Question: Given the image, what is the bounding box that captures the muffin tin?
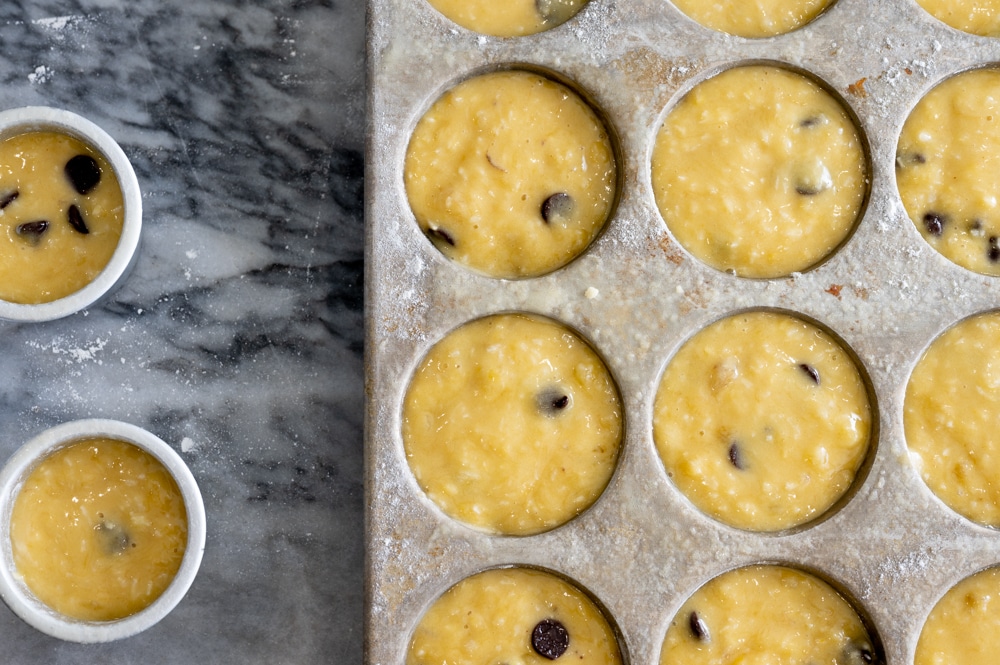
[364,0,1000,662]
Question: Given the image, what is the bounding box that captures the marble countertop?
[0,1,364,662]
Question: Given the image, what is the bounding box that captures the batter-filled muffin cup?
[405,68,618,279]
[652,310,874,532]
[896,66,1000,276]
[904,310,1000,527]
[402,312,623,536]
[912,0,1000,36]
[670,0,837,38]
[651,64,868,279]
[659,564,880,665]
[915,565,1000,665]
[423,0,591,37]
[407,567,624,664]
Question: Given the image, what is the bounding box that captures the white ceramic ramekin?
[0,107,142,322]
[0,419,206,642]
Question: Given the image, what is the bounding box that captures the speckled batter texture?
[905,311,1000,526]
[407,567,622,665]
[671,0,835,37]
[651,65,867,279]
[916,566,1000,665]
[653,311,871,531]
[405,70,616,279]
[897,67,1000,276]
[425,0,590,36]
[402,313,622,535]
[659,565,877,665]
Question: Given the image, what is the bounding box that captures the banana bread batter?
[0,130,124,304]
[915,566,1000,665]
[897,67,1000,276]
[914,0,1000,36]
[651,65,867,279]
[653,311,872,531]
[659,565,877,665]
[408,567,622,665]
[9,438,188,622]
[904,311,1000,526]
[403,313,622,535]
[671,0,835,38]
[425,0,589,37]
[405,70,616,279]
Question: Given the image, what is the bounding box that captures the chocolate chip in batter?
[15,220,49,244]
[842,641,878,665]
[425,225,456,249]
[728,442,745,470]
[895,151,926,169]
[799,363,821,385]
[688,611,710,642]
[532,619,569,660]
[989,236,1000,263]
[0,190,17,209]
[794,161,832,196]
[541,192,574,224]
[537,388,571,415]
[95,519,132,554]
[923,212,946,237]
[799,114,827,128]
[65,154,101,195]
[67,204,90,235]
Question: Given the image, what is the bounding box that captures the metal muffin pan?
[364,0,1000,662]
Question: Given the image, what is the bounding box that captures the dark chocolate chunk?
[795,184,822,196]
[0,190,17,209]
[15,220,49,243]
[923,212,946,237]
[989,236,1000,263]
[94,519,131,554]
[425,225,455,248]
[537,388,571,415]
[728,442,745,470]
[799,363,821,385]
[843,641,878,665]
[67,204,90,235]
[65,154,102,195]
[688,611,710,642]
[799,115,824,128]
[531,619,569,660]
[895,151,926,169]
[541,192,574,224]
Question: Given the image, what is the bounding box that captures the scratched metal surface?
[365,1,1000,663]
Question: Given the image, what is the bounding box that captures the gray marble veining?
[0,1,364,662]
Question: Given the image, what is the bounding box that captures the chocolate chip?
[67,204,90,235]
[537,388,571,416]
[425,225,455,248]
[531,619,569,660]
[0,191,17,209]
[728,442,745,470]
[923,212,946,237]
[795,184,823,196]
[989,236,1000,263]
[65,154,102,195]
[541,192,574,224]
[843,641,878,665]
[95,520,132,554]
[895,151,927,169]
[15,220,49,243]
[688,611,710,642]
[799,115,826,128]
[799,363,821,385]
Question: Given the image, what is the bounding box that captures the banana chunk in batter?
[660,565,878,665]
[671,0,835,38]
[897,67,1000,276]
[652,311,872,531]
[916,566,1000,665]
[402,313,622,535]
[405,70,616,279]
[425,0,590,37]
[914,0,1000,36]
[905,311,1000,526]
[408,567,622,665]
[651,65,867,279]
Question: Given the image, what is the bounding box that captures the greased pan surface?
[365,1,1000,663]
